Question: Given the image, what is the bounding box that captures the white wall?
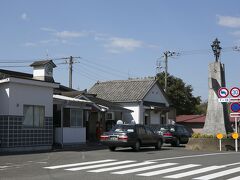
[121,103,140,124]
[55,127,86,144]
[8,83,53,116]
[144,84,169,106]
[150,111,161,124]
[0,83,10,115]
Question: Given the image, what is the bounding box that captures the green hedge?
[191,133,229,139]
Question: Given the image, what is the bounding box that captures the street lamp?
[211,38,222,62]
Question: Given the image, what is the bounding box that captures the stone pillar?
[202,62,233,134]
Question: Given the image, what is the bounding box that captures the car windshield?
[111,125,135,133]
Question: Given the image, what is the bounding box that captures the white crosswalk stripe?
[112,163,178,174]
[44,159,116,169]
[137,164,201,177]
[65,160,136,171]
[194,167,240,180]
[227,176,240,180]
[88,161,155,173]
[44,159,240,179]
[163,165,225,179]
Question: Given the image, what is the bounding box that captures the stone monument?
[202,38,233,134]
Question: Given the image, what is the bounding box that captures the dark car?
[150,124,191,146]
[100,124,164,151]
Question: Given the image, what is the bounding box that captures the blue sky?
[1,0,240,101]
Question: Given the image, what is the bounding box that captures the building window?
[23,105,45,128]
[106,112,115,120]
[70,109,83,127]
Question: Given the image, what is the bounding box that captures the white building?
[0,60,59,152]
[88,79,175,125]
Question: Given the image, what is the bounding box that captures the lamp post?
[211,38,222,62]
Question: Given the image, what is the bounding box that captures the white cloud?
[40,27,57,32]
[55,31,87,39]
[21,13,28,20]
[23,42,36,47]
[217,15,240,28]
[104,37,143,52]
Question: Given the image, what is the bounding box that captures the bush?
[191,133,228,139]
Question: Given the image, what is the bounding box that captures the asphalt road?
[1,145,240,180]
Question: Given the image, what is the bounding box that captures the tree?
[157,72,201,115]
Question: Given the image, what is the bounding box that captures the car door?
[137,125,148,145]
[178,126,188,143]
[145,126,156,145]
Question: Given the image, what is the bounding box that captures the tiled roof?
[30,60,56,67]
[176,115,206,123]
[176,115,236,123]
[0,69,33,80]
[88,79,156,102]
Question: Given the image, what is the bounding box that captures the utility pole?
[162,51,179,93]
[69,56,73,89]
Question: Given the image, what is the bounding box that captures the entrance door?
[88,112,98,141]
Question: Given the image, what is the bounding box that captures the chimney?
[30,60,56,82]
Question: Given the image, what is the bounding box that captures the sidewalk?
[52,141,108,152]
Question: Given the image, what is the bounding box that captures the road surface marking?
[88,161,155,172]
[66,160,135,171]
[194,167,240,180]
[112,163,178,174]
[164,165,225,178]
[227,176,240,180]
[137,164,201,177]
[146,152,237,162]
[44,159,116,169]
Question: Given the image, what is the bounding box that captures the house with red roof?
[176,115,238,134]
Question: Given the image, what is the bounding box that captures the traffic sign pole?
[235,117,238,152]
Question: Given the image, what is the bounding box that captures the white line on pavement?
[88,161,155,173]
[146,152,238,162]
[164,165,225,179]
[112,163,178,174]
[44,159,116,169]
[66,160,136,171]
[137,164,201,177]
[194,167,240,180]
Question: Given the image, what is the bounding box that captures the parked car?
[100,124,164,151]
[150,124,191,147]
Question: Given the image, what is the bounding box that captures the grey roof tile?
[88,79,156,102]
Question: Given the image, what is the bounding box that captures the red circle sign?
[230,87,240,97]
[218,87,229,98]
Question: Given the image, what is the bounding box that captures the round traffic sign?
[216,133,223,139]
[230,87,240,97]
[232,132,239,139]
[230,103,240,112]
[218,87,229,98]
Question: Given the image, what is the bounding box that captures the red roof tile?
[176,115,237,123]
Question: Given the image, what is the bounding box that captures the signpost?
[218,87,240,152]
[216,133,223,151]
[232,132,239,152]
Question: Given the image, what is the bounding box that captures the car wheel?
[132,141,140,151]
[155,139,163,150]
[109,146,116,151]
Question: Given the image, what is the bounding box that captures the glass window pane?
[71,109,77,127]
[39,107,45,127]
[23,106,33,127]
[34,106,40,127]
